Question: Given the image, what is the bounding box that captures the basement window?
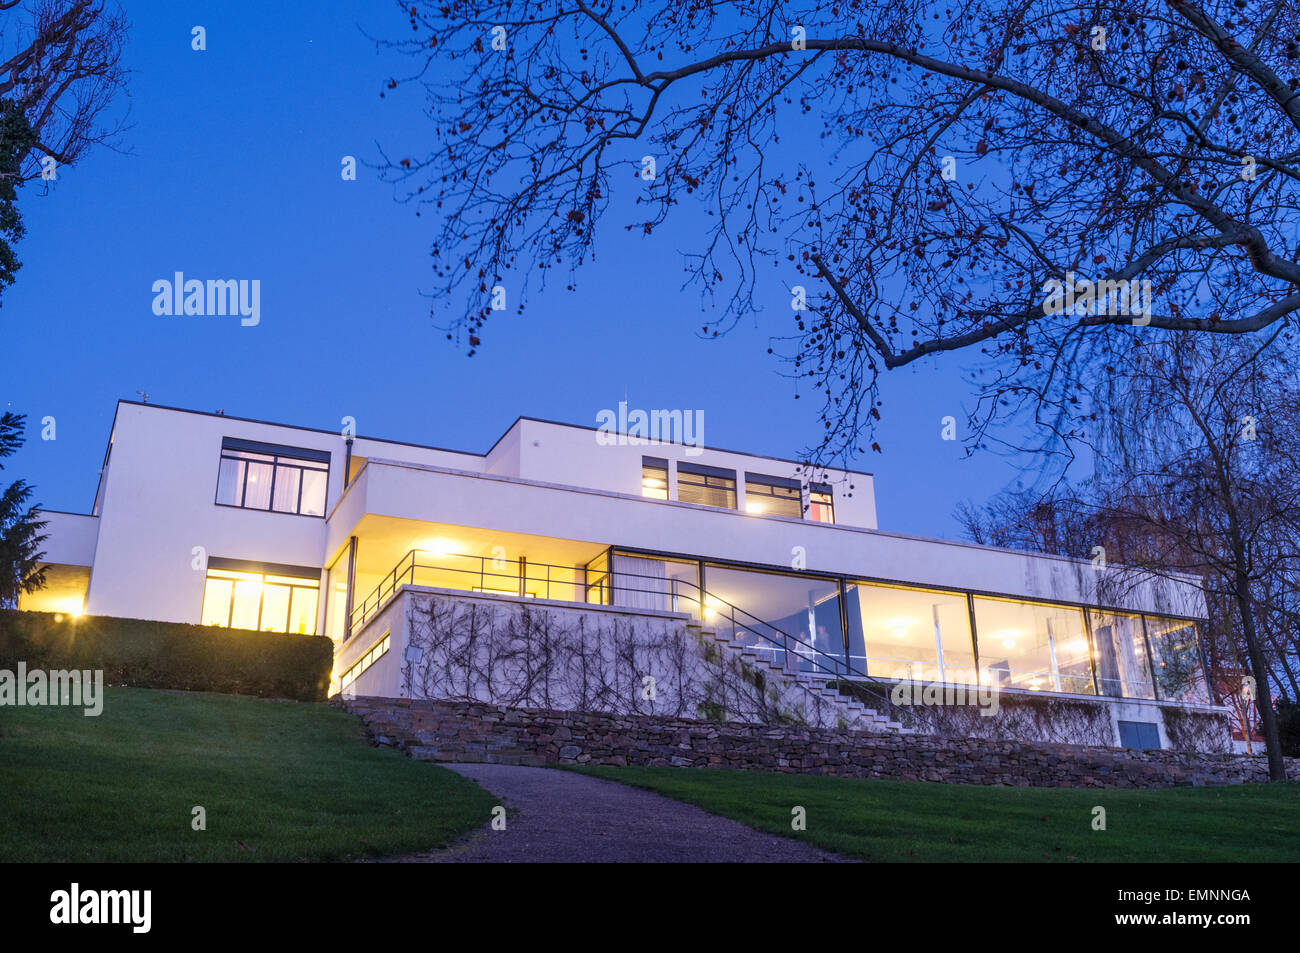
[1117,720,1162,750]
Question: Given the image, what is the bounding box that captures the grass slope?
[0,687,494,862]
[573,766,1300,862]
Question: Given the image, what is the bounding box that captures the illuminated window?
[339,633,390,693]
[1091,611,1154,699]
[972,596,1094,694]
[847,582,976,684]
[215,438,329,517]
[703,565,841,674]
[808,483,834,523]
[641,456,669,500]
[677,463,736,509]
[744,474,802,518]
[200,565,320,633]
[1145,617,1211,704]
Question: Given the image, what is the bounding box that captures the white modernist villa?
[25,400,1225,750]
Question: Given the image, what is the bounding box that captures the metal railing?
[347,549,936,726]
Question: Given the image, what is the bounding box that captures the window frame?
[743,472,803,518]
[200,558,322,634]
[641,456,669,500]
[676,462,738,510]
[1117,720,1162,749]
[214,438,330,518]
[807,482,835,524]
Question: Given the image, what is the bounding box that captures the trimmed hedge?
[0,610,333,702]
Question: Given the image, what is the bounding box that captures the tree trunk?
[1235,577,1287,780]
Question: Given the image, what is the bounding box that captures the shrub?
[0,609,333,701]
[1276,700,1300,758]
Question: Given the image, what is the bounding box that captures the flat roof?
[106,399,876,477]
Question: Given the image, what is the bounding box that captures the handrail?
[347,549,938,727]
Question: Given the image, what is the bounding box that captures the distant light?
[745,502,765,514]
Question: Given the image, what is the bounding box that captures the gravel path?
[391,763,850,863]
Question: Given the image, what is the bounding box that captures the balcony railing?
[353,550,868,675]
[348,549,946,727]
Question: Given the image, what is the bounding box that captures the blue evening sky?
[3,1,1037,539]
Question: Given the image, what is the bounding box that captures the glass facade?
[1091,611,1154,699]
[972,596,1094,694]
[602,549,1209,703]
[699,564,842,674]
[847,582,976,685]
[1146,617,1212,704]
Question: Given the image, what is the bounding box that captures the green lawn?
[573,765,1300,862]
[0,687,495,862]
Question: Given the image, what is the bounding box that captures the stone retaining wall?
[341,696,1296,788]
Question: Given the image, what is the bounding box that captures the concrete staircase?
[700,625,908,734]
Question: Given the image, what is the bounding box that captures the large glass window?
[609,554,701,615]
[201,567,320,634]
[808,483,834,524]
[847,582,976,684]
[704,565,842,674]
[676,463,737,509]
[744,473,803,518]
[215,439,329,517]
[1091,610,1154,699]
[972,596,1094,694]
[641,456,668,500]
[1145,617,1211,704]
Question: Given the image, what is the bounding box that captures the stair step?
[708,632,905,736]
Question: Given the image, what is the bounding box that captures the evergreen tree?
[0,412,46,608]
[0,103,34,300]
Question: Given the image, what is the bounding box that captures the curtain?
[611,556,669,611]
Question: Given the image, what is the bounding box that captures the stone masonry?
[340,696,1297,789]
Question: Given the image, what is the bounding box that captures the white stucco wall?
[334,459,1204,618]
[46,400,1202,631]
[36,511,99,566]
[500,417,878,530]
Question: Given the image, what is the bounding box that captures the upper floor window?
[744,473,802,518]
[215,438,329,517]
[808,483,834,524]
[677,462,736,509]
[641,456,669,500]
